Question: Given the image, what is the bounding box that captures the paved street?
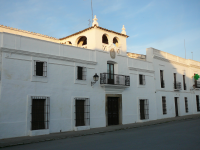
[2,118,200,150]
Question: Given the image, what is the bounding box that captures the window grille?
[139,74,146,85]
[196,95,200,112]
[75,98,90,126]
[77,66,86,80]
[162,96,167,114]
[185,97,188,113]
[139,99,149,120]
[31,96,50,130]
[34,61,47,77]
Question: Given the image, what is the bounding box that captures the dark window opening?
[139,74,145,85]
[113,37,119,47]
[107,63,114,84]
[77,66,86,80]
[183,75,186,90]
[31,98,50,130]
[77,36,87,47]
[36,62,44,76]
[185,97,188,113]
[102,34,108,44]
[75,99,90,127]
[196,95,200,112]
[160,70,165,88]
[140,99,149,120]
[174,73,177,89]
[162,96,167,114]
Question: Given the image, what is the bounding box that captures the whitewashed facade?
[0,16,200,139]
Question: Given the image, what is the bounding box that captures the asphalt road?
[3,118,200,150]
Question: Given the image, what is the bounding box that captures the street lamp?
[91,73,99,86]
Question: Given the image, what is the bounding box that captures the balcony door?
[107,63,114,84]
[174,97,179,117]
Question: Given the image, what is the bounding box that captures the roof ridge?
[0,24,58,40]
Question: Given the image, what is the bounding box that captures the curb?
[1,116,200,148]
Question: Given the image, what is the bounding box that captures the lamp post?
[91,73,99,86]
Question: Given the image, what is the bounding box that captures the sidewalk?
[1,114,200,148]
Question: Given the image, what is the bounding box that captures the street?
[3,118,200,150]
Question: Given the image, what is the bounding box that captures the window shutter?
[34,61,36,76]
[43,62,47,77]
[82,67,87,80]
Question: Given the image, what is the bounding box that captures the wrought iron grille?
[100,73,130,86]
[162,96,167,114]
[31,97,50,130]
[195,81,200,88]
[185,97,188,113]
[196,95,200,112]
[77,66,86,80]
[174,82,182,90]
[140,99,149,120]
[75,98,90,126]
[34,61,47,77]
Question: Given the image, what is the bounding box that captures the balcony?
[174,82,182,91]
[100,73,130,89]
[194,81,200,89]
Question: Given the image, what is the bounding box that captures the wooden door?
[107,63,114,84]
[76,100,85,126]
[108,97,119,125]
[140,100,145,120]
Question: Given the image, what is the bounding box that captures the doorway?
[174,97,179,117]
[107,97,119,125]
[107,63,114,84]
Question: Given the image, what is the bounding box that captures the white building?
[0,16,200,139]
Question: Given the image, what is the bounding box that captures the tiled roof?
[59,25,129,40]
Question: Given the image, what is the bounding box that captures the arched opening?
[102,34,109,44]
[77,36,87,47]
[113,37,119,47]
[67,41,72,45]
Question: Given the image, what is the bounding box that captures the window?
[196,95,200,112]
[75,98,90,127]
[34,61,47,77]
[139,74,146,85]
[174,73,177,89]
[183,75,186,90]
[31,96,50,130]
[102,34,108,44]
[162,96,167,114]
[77,66,86,80]
[160,70,165,88]
[140,99,149,120]
[185,97,188,113]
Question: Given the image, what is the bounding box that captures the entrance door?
[107,63,114,84]
[140,100,145,120]
[108,97,119,125]
[174,97,179,117]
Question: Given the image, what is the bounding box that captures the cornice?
[0,48,97,65]
[128,67,154,73]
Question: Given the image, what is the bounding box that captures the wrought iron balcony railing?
[174,82,182,90]
[100,73,130,86]
[194,81,200,88]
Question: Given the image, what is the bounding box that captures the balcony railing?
[161,80,165,88]
[100,73,130,86]
[174,82,182,90]
[194,81,200,88]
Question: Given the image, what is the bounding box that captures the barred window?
[160,70,165,88]
[162,96,167,114]
[139,74,146,85]
[196,95,200,112]
[31,96,50,130]
[34,61,47,77]
[77,66,86,80]
[140,99,149,120]
[185,97,188,113]
[75,98,90,126]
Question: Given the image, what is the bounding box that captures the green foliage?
[194,74,200,80]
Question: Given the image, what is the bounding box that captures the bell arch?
[102,34,109,44]
[76,36,87,47]
[113,37,120,47]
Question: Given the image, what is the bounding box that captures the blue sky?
[0,0,200,61]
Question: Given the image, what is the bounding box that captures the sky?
[0,0,200,61]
